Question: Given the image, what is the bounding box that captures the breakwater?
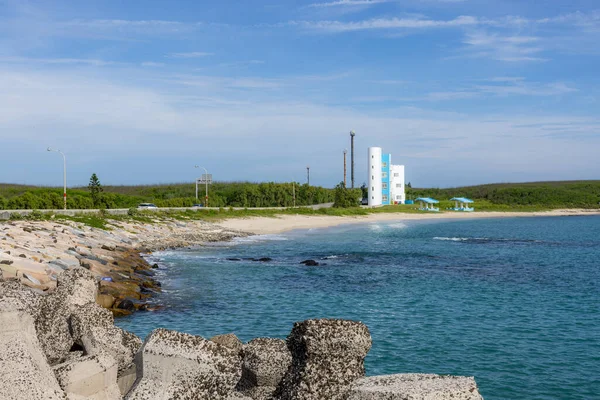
[0,268,483,399]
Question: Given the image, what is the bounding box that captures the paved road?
[0,203,335,220]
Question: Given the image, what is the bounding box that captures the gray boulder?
[276,319,372,400]
[0,311,66,400]
[238,338,291,400]
[346,374,484,400]
[127,328,242,400]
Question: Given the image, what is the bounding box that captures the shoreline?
[216,208,600,235]
[2,208,599,314]
[0,218,250,315]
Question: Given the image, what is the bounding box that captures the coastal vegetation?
[0,181,334,210]
[0,180,599,212]
[407,180,600,208]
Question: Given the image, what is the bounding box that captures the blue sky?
[1,0,599,188]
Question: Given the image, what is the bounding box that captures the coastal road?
[0,203,335,220]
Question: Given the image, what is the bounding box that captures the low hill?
[408,180,600,208]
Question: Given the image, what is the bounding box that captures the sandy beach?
[217,209,600,235]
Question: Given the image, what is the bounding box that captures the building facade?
[368,147,405,206]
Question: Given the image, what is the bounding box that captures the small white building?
[368,147,405,206]
[390,165,406,204]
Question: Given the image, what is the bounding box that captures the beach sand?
[217,209,600,235]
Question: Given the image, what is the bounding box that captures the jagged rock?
[53,354,121,400]
[276,319,372,400]
[70,303,142,378]
[300,260,319,266]
[0,311,65,400]
[35,268,98,365]
[127,328,242,400]
[346,374,484,400]
[238,338,292,400]
[0,259,14,265]
[102,244,116,251]
[211,333,244,354]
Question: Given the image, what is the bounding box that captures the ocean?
[116,215,600,400]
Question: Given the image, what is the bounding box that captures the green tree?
[333,182,361,208]
[360,183,368,199]
[88,173,104,207]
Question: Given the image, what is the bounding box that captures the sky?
[1,0,599,188]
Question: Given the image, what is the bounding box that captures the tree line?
[0,175,337,210]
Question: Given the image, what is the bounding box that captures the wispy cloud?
[0,56,116,66]
[167,52,214,58]
[422,79,577,101]
[301,15,482,32]
[218,60,265,68]
[461,31,547,62]
[308,0,393,8]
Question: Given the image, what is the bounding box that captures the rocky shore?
[0,268,484,399]
[0,218,250,315]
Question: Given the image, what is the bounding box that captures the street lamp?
[350,130,356,188]
[306,165,310,186]
[194,165,209,206]
[47,147,67,210]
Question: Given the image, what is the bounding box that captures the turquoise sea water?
[116,216,600,399]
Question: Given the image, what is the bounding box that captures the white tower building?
[368,147,382,206]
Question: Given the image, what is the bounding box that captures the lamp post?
[306,165,310,186]
[194,165,209,206]
[47,147,67,210]
[350,130,356,188]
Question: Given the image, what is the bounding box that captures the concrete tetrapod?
[346,373,484,400]
[127,328,242,400]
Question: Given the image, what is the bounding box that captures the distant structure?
[343,149,347,187]
[367,147,405,206]
[350,130,356,188]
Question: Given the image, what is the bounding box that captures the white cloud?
[302,15,482,32]
[461,31,547,62]
[308,0,393,8]
[167,52,214,58]
[0,56,116,66]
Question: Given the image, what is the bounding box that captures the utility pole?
[194,165,210,206]
[343,149,347,187]
[306,165,310,186]
[292,181,296,207]
[350,130,356,188]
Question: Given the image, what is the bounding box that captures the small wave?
[434,237,470,241]
[434,237,547,245]
[231,234,289,244]
[322,255,339,259]
[387,222,408,230]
